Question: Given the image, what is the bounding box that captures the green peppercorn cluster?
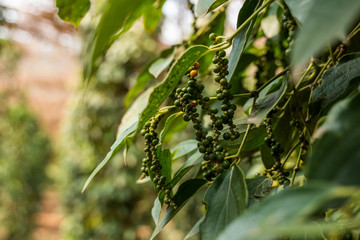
[212,48,240,141]
[140,114,176,207]
[264,115,290,186]
[174,61,234,181]
[281,6,296,56]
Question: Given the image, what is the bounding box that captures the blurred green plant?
[57,25,160,240]
[0,93,51,240]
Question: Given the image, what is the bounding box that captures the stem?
[295,62,314,89]
[282,141,301,166]
[290,148,303,185]
[328,44,335,65]
[236,124,252,157]
[209,92,250,100]
[227,0,275,42]
[347,22,360,40]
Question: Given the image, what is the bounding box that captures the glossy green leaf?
[151,197,162,227]
[150,179,207,240]
[143,5,163,34]
[292,0,360,66]
[159,112,183,143]
[82,88,153,192]
[200,166,248,240]
[219,118,267,149]
[158,148,172,184]
[196,0,228,17]
[171,139,198,160]
[56,0,90,28]
[227,0,262,84]
[167,151,203,189]
[248,75,288,126]
[84,0,152,79]
[312,53,360,113]
[135,45,209,137]
[284,0,312,24]
[246,176,273,205]
[184,216,205,240]
[218,184,355,240]
[308,91,360,186]
[149,50,175,78]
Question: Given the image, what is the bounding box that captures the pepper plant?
[57,0,360,239]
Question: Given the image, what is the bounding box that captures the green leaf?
[246,176,273,205]
[149,50,175,78]
[84,0,152,79]
[260,144,275,169]
[56,0,90,28]
[135,45,209,137]
[219,118,267,149]
[200,165,248,240]
[196,0,228,17]
[284,0,313,24]
[184,216,205,240]
[82,88,153,192]
[248,75,288,126]
[150,179,207,240]
[158,147,172,184]
[159,112,183,143]
[312,53,360,113]
[125,47,176,107]
[151,197,162,227]
[143,5,163,34]
[227,0,263,84]
[292,0,360,66]
[218,184,355,240]
[168,151,203,189]
[308,91,360,186]
[171,139,199,160]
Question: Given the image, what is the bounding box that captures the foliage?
[57,25,158,240]
[57,0,360,239]
[0,93,51,240]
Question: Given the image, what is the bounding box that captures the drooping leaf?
[200,166,248,240]
[184,216,205,240]
[150,179,208,240]
[56,0,90,28]
[168,151,203,189]
[312,53,360,113]
[84,0,152,79]
[248,74,288,126]
[227,0,263,84]
[151,197,162,227]
[218,184,355,240]
[159,112,183,143]
[196,0,228,17]
[149,50,175,78]
[246,176,273,205]
[308,91,360,186]
[219,118,267,149]
[82,88,153,192]
[135,45,209,137]
[170,139,198,160]
[143,4,163,34]
[292,0,360,66]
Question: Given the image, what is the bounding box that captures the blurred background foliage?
[0,92,51,240]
